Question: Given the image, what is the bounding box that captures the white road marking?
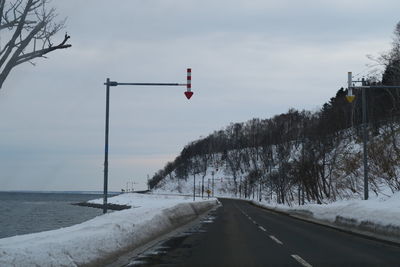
[269,235,283,245]
[258,226,267,232]
[291,254,312,267]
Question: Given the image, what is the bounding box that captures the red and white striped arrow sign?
[184,68,193,99]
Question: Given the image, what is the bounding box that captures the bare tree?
[0,0,71,89]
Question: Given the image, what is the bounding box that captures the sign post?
[102,68,193,213]
[346,72,400,200]
[185,68,193,99]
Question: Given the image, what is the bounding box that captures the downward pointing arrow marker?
[184,91,194,99]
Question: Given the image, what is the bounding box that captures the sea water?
[0,191,105,239]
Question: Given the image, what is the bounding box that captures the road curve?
[125,199,400,266]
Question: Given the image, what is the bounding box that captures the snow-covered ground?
[253,191,400,228]
[153,167,240,198]
[156,170,400,229]
[0,193,218,266]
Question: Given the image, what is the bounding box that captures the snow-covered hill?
[153,123,400,205]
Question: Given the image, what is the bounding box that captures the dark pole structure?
[211,170,215,197]
[102,69,193,213]
[201,176,204,198]
[103,78,111,214]
[361,80,369,200]
[239,176,242,198]
[193,174,196,201]
[347,72,400,200]
[207,178,210,199]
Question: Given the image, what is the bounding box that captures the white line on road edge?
[269,235,283,245]
[258,226,267,232]
[291,254,312,267]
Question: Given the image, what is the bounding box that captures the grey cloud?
[1,0,399,191]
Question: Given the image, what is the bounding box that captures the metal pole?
[201,176,204,198]
[348,72,352,96]
[239,176,242,198]
[298,186,301,206]
[101,69,192,208]
[347,72,400,201]
[103,78,110,214]
[193,174,196,201]
[256,181,259,201]
[362,84,369,200]
[207,178,210,199]
[212,171,215,197]
[235,179,238,197]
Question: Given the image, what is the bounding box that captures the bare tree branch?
[0,0,70,89]
[15,33,70,65]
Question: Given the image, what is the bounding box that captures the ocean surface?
[0,191,106,239]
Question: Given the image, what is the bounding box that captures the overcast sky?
[0,0,399,192]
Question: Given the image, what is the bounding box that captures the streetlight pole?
[102,69,193,213]
[103,78,110,213]
[239,176,242,198]
[193,174,196,201]
[211,170,215,197]
[347,72,400,200]
[201,175,204,199]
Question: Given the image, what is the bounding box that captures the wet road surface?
[122,199,400,266]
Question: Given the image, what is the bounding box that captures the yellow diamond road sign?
[346,95,355,103]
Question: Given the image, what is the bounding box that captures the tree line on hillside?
[149,22,400,204]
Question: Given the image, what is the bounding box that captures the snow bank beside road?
[252,192,400,243]
[0,193,219,266]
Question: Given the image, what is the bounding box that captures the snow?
[154,163,400,230]
[253,191,400,228]
[153,166,241,198]
[0,193,218,266]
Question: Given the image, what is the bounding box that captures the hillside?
[149,22,400,205]
[151,120,400,205]
[149,84,400,206]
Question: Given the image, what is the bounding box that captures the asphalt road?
[124,199,400,266]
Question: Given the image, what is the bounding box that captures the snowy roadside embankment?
[251,192,400,244]
[0,193,219,266]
